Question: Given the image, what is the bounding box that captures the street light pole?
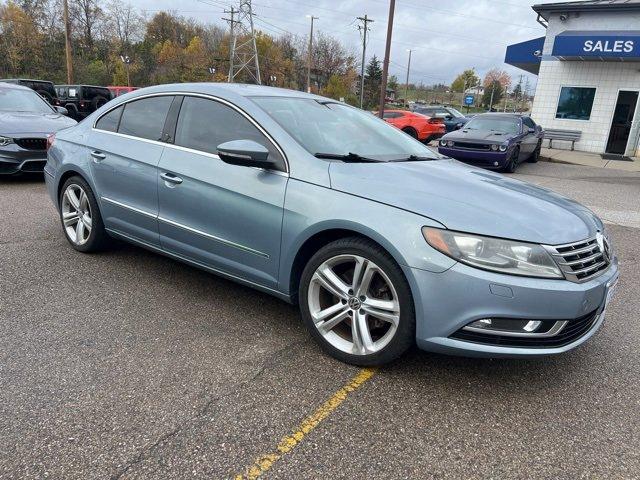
[306,15,319,93]
[404,49,412,107]
[378,0,396,118]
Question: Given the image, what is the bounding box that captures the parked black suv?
[0,78,58,105]
[55,85,112,120]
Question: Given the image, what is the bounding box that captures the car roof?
[474,113,524,120]
[0,82,34,92]
[121,82,329,102]
[0,78,54,84]
[56,84,110,88]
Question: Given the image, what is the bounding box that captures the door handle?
[90,150,106,161]
[160,172,183,185]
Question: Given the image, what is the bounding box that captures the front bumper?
[404,257,619,357]
[437,146,510,169]
[0,153,47,175]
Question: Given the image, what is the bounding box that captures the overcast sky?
[132,0,547,90]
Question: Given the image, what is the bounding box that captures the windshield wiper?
[390,154,434,162]
[314,152,380,163]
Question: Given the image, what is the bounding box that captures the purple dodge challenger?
[438,113,543,173]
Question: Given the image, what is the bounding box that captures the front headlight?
[422,227,563,278]
[490,144,499,151]
[499,144,508,152]
[0,136,13,147]
[439,139,447,147]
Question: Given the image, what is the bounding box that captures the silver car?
[44,83,619,365]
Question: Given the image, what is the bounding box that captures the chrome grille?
[545,235,611,283]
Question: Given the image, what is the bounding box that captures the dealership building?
[506,0,640,157]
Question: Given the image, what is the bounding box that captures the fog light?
[493,161,499,166]
[462,318,568,338]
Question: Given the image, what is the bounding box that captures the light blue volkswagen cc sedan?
[44,83,619,366]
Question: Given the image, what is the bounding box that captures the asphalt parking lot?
[1,162,639,479]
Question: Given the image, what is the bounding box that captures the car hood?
[0,111,77,135]
[328,159,601,245]
[444,128,516,142]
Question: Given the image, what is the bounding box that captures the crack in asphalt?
[109,338,310,480]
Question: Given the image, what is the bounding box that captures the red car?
[108,86,139,98]
[381,109,446,142]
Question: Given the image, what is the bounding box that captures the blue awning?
[505,37,544,75]
[552,30,640,61]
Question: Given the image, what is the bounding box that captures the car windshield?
[446,107,465,118]
[464,116,520,134]
[252,97,439,162]
[0,88,54,114]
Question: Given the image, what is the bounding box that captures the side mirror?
[55,106,68,116]
[217,139,274,169]
[455,123,463,130]
[445,115,453,121]
[528,127,536,134]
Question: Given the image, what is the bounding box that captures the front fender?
[277,178,456,296]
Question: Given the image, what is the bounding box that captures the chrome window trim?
[100,196,269,258]
[91,91,289,174]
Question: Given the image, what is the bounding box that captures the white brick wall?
[530,10,640,156]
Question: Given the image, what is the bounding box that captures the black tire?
[502,147,519,173]
[299,237,415,366]
[528,142,541,163]
[91,96,108,111]
[402,127,418,139]
[59,176,110,253]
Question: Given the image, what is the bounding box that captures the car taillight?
[46,134,55,151]
[429,118,444,124]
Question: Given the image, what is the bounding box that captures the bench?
[543,129,582,151]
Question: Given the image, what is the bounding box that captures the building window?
[555,87,596,121]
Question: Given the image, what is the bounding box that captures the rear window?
[117,96,173,141]
[95,105,123,132]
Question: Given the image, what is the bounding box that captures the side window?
[522,117,535,130]
[118,96,173,141]
[95,105,124,132]
[174,96,284,170]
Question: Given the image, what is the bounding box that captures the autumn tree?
[451,69,479,93]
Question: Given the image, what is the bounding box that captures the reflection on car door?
[157,95,288,289]
[89,95,175,246]
[520,117,539,158]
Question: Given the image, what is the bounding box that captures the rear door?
[88,95,175,246]
[157,95,288,288]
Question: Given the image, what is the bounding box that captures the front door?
[606,90,639,155]
[157,95,288,289]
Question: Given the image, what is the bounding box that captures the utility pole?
[223,6,238,82]
[227,0,261,84]
[62,0,73,84]
[523,77,530,112]
[120,55,131,87]
[404,49,412,107]
[516,74,523,113]
[356,14,374,109]
[378,0,396,118]
[489,82,496,111]
[306,15,319,93]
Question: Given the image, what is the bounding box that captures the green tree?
[482,80,504,110]
[363,55,382,109]
[387,74,399,91]
[451,69,479,93]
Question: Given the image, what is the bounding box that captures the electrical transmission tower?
[225,0,261,84]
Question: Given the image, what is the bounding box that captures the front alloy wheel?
[61,184,92,245]
[300,238,415,366]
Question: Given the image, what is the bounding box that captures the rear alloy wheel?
[59,176,110,252]
[300,238,415,366]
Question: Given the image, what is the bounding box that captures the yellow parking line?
[233,367,377,480]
